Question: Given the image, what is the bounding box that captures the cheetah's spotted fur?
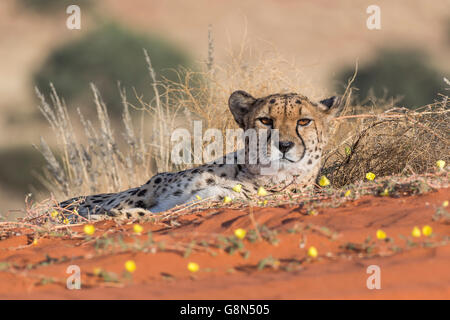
[58,91,341,219]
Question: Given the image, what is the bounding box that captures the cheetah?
[58,90,342,219]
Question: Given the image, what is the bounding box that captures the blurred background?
[0,0,449,216]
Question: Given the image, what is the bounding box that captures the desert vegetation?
[35,22,192,116]
[335,48,446,108]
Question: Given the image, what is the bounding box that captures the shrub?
[0,146,46,193]
[335,48,445,109]
[321,99,449,187]
[34,22,191,116]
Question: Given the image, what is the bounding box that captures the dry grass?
[323,93,449,187]
[32,30,449,208]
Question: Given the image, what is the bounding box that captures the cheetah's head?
[228,91,342,181]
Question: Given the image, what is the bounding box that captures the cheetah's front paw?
[108,208,153,220]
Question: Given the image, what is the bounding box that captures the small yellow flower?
[307,246,318,258]
[366,172,376,181]
[344,190,351,197]
[436,160,445,169]
[223,196,232,204]
[257,186,268,196]
[83,224,95,236]
[411,226,421,238]
[187,262,199,273]
[376,229,387,240]
[308,209,318,216]
[32,238,38,245]
[93,267,102,276]
[273,260,281,269]
[195,195,202,200]
[234,228,247,239]
[318,175,330,187]
[263,200,268,205]
[345,146,351,156]
[422,225,433,237]
[443,200,449,208]
[232,184,242,193]
[73,209,79,216]
[50,211,59,218]
[380,188,389,196]
[133,224,143,234]
[63,218,69,224]
[125,260,136,273]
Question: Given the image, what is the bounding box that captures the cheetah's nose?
[278,141,294,154]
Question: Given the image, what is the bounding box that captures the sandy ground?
[0,187,448,299]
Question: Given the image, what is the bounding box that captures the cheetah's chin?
[266,157,302,172]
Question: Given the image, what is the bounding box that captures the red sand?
[0,188,449,299]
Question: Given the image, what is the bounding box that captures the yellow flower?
[32,238,38,245]
[380,188,389,196]
[366,172,376,181]
[318,175,330,187]
[93,267,102,276]
[273,260,281,269]
[422,225,433,237]
[234,228,247,239]
[308,209,318,216]
[344,190,351,197]
[50,211,59,218]
[443,200,449,208]
[263,200,268,205]
[345,146,351,156]
[83,224,95,236]
[307,246,318,258]
[223,196,232,204]
[73,209,79,216]
[411,226,421,238]
[232,184,242,193]
[257,186,268,196]
[187,262,199,273]
[436,160,445,169]
[63,218,69,224]
[133,224,143,234]
[195,195,202,200]
[124,260,136,273]
[376,229,387,240]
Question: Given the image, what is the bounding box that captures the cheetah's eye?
[297,119,312,127]
[258,117,273,126]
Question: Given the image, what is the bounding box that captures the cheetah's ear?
[318,96,342,117]
[228,90,256,128]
